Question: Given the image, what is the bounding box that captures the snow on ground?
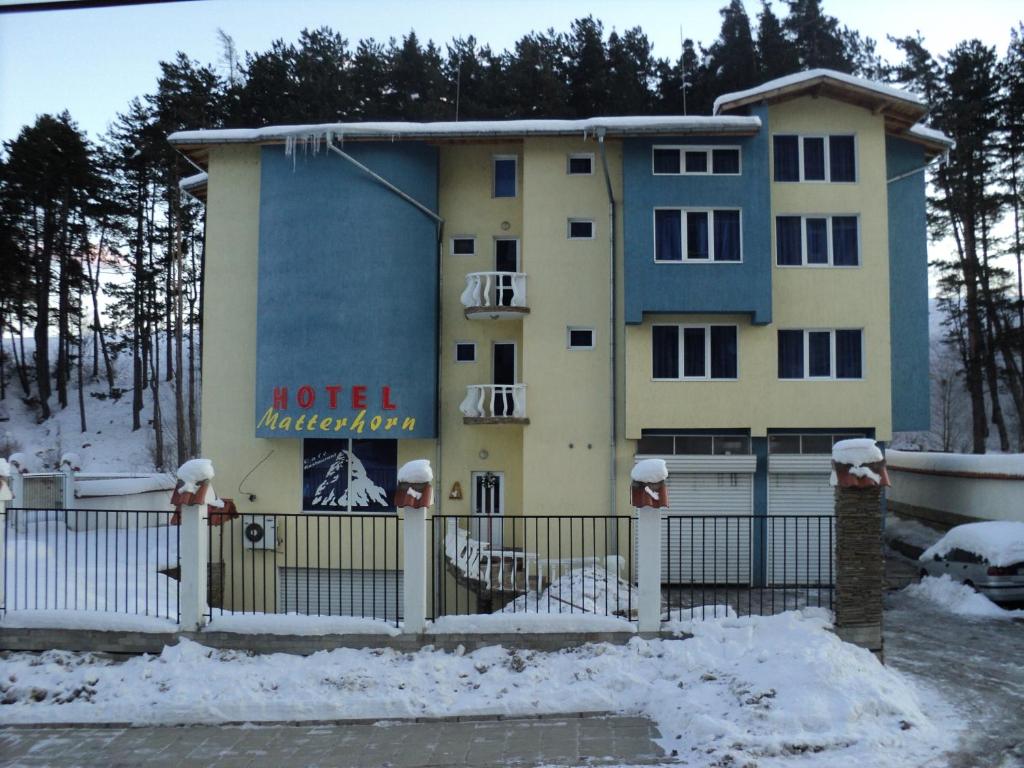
[0,610,958,768]
[920,521,1024,567]
[884,515,944,551]
[502,566,635,619]
[902,576,1024,620]
[1,336,186,473]
[3,519,179,621]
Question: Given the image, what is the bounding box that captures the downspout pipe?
[596,128,618,518]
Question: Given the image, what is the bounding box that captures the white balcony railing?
[460,272,527,311]
[459,384,528,420]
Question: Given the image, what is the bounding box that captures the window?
[638,434,751,455]
[652,324,738,380]
[567,327,595,349]
[455,342,476,362]
[777,329,863,380]
[450,236,476,256]
[567,153,594,175]
[652,145,741,175]
[768,432,866,454]
[655,208,742,262]
[493,156,517,197]
[302,439,397,513]
[775,215,859,267]
[773,134,857,182]
[568,219,595,239]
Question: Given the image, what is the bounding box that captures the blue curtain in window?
[713,210,741,261]
[494,159,516,197]
[808,331,831,377]
[778,330,804,378]
[652,326,679,378]
[655,209,682,261]
[683,327,706,376]
[773,136,799,181]
[803,137,826,180]
[687,211,709,259]
[832,216,859,266]
[829,136,856,182]
[806,218,829,264]
[776,216,802,265]
[712,149,740,174]
[710,326,738,378]
[836,330,863,378]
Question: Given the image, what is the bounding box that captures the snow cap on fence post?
[630,458,669,509]
[397,459,431,636]
[174,458,213,631]
[0,458,12,502]
[830,438,890,488]
[8,453,30,475]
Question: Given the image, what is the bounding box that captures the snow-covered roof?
[907,123,955,149]
[179,171,208,189]
[168,115,762,150]
[713,68,925,114]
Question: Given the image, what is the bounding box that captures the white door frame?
[471,470,505,550]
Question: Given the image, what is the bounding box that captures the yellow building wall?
[625,96,893,440]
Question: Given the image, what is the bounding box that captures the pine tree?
[565,17,610,117]
[708,1,760,97]
[783,0,853,72]
[756,1,799,80]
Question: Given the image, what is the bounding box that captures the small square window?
[493,156,517,197]
[676,435,713,455]
[567,327,595,349]
[637,435,674,454]
[451,237,476,256]
[568,219,595,239]
[455,342,476,363]
[801,435,833,454]
[768,435,801,454]
[567,154,593,175]
[712,148,740,174]
[653,148,681,174]
[684,151,708,173]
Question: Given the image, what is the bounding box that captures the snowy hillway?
[1,337,187,473]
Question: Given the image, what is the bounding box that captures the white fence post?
[402,507,427,634]
[61,463,75,511]
[637,510,662,632]
[0,497,7,615]
[179,500,209,630]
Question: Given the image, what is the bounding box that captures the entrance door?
[471,471,504,549]
[494,239,519,307]
[492,341,516,416]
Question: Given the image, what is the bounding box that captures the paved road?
[0,715,668,768]
[885,554,1024,768]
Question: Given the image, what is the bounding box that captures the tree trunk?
[77,292,87,433]
[34,209,55,422]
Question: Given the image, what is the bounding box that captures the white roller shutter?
[634,455,754,585]
[767,456,834,586]
[278,567,403,621]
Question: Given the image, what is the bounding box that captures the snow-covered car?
[919,521,1024,603]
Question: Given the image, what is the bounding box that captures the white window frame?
[651,323,739,381]
[454,341,477,363]
[450,236,477,257]
[773,133,858,183]
[567,153,595,176]
[651,145,742,176]
[775,214,860,268]
[652,207,744,263]
[567,218,596,240]
[780,328,865,380]
[492,154,518,198]
[567,326,595,350]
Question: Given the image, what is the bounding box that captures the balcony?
[460,272,529,319]
[460,384,529,424]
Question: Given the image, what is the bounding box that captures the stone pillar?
[178,499,209,631]
[395,460,433,635]
[0,464,11,615]
[631,459,669,633]
[831,440,891,657]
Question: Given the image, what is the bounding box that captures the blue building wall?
[622,105,772,324]
[886,137,931,432]
[255,142,439,439]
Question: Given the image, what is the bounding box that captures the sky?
[0,0,1021,144]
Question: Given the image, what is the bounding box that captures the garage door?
[279,567,404,621]
[767,455,834,586]
[637,456,756,585]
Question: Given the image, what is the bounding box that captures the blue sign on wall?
[254,142,439,438]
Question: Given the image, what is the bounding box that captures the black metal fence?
[206,512,404,627]
[662,514,835,621]
[430,515,636,620]
[3,508,179,621]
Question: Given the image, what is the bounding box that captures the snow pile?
[75,473,176,498]
[832,438,883,467]
[502,565,635,620]
[206,613,400,637]
[397,459,432,484]
[175,458,214,493]
[8,452,30,474]
[904,576,1024,620]
[0,457,10,478]
[0,611,957,767]
[920,521,1024,567]
[883,516,944,551]
[631,458,668,483]
[887,449,1024,478]
[60,452,82,472]
[429,612,632,634]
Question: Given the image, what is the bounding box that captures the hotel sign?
[256,384,418,436]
